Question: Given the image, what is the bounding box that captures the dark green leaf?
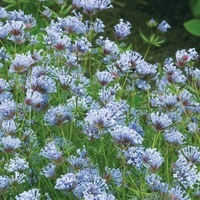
[184,19,200,36]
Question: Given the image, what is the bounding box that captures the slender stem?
[144,44,151,60]
[100,135,108,167]
[152,131,160,149]
[36,2,41,20]
[165,144,170,183]
[16,0,21,10]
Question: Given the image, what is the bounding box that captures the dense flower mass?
[0,1,199,199]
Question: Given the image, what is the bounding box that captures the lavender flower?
[9,54,34,74]
[116,50,144,72]
[40,141,63,163]
[44,105,72,126]
[16,188,41,200]
[0,136,21,154]
[0,175,10,195]
[188,48,199,60]
[114,19,131,40]
[1,119,17,136]
[136,79,150,91]
[157,20,170,32]
[0,25,9,39]
[103,167,122,186]
[173,164,200,189]
[82,123,101,139]
[175,49,191,67]
[72,0,83,9]
[164,129,185,146]
[96,71,113,86]
[41,164,56,178]
[0,7,8,19]
[124,146,145,169]
[41,6,52,18]
[83,177,108,197]
[55,173,77,191]
[0,48,9,62]
[10,171,26,186]
[58,15,87,34]
[187,122,199,135]
[164,62,187,84]
[150,112,172,131]
[73,36,91,55]
[136,62,158,81]
[4,154,29,172]
[145,174,168,194]
[52,35,71,51]
[82,0,112,16]
[110,125,143,148]
[97,37,119,56]
[143,148,164,172]
[84,108,115,131]
[90,18,105,33]
[98,84,121,105]
[28,75,57,94]
[168,186,190,200]
[67,156,90,171]
[7,20,26,36]
[178,146,200,165]
[84,193,116,200]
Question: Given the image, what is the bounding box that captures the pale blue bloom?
[9,53,34,74]
[114,19,131,40]
[0,136,21,154]
[40,141,63,163]
[44,105,72,126]
[4,154,29,172]
[110,125,143,148]
[143,148,164,172]
[41,164,56,178]
[16,188,41,200]
[168,186,190,200]
[55,173,77,191]
[96,71,113,86]
[0,175,10,195]
[157,20,170,33]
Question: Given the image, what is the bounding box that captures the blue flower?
[114,19,131,41]
[157,20,170,33]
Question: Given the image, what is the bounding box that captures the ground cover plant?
[0,0,200,199]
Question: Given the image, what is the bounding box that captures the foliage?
[184,0,200,36]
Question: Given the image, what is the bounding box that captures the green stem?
[36,2,41,20]
[144,44,151,60]
[165,145,170,183]
[100,135,108,167]
[16,0,21,10]
[152,131,160,149]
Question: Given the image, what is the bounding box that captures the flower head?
[4,154,29,172]
[16,188,41,200]
[150,112,172,131]
[0,136,21,154]
[40,141,63,163]
[114,19,131,40]
[44,105,72,126]
[110,125,143,148]
[157,20,170,32]
[55,173,77,191]
[9,54,34,74]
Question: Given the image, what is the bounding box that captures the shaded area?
[100,0,200,62]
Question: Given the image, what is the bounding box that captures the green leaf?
[184,19,200,36]
[192,0,200,16]
[139,31,150,43]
